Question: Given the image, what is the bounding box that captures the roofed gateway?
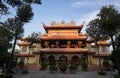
[16,21,111,71]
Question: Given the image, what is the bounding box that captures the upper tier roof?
[42,21,85,33]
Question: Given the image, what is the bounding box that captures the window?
[30,48,34,52]
[102,46,107,53]
[22,46,27,52]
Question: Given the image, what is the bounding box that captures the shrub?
[98,71,106,75]
[49,65,58,72]
[69,64,77,71]
[22,69,29,74]
[0,74,13,78]
[82,62,88,71]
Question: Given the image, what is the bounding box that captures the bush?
[82,62,88,71]
[69,64,77,71]
[114,75,120,78]
[49,65,58,72]
[98,71,106,75]
[22,69,29,74]
[0,74,13,78]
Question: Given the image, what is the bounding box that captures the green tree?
[0,26,13,69]
[2,4,34,73]
[28,32,41,44]
[86,19,107,72]
[0,0,41,18]
[0,0,41,73]
[110,34,120,71]
[97,5,120,75]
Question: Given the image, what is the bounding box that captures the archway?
[71,55,80,65]
[48,55,56,65]
[59,55,68,65]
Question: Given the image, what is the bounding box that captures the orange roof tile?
[29,45,36,48]
[94,54,110,57]
[16,54,34,57]
[17,41,31,46]
[87,50,95,54]
[40,36,87,40]
[98,41,111,46]
[39,48,88,53]
[43,25,83,33]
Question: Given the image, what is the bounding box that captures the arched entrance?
[48,55,56,65]
[71,55,80,65]
[59,55,68,65]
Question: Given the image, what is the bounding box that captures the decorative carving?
[41,22,46,26]
[50,20,77,26]
[70,21,76,25]
[51,21,59,26]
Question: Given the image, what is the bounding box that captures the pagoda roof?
[17,41,31,46]
[87,50,96,54]
[97,41,111,46]
[16,53,34,57]
[37,48,88,54]
[43,25,83,33]
[40,34,87,40]
[93,54,110,57]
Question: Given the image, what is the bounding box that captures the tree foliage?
[27,32,41,45]
[87,5,120,75]
[0,0,41,73]
[97,5,120,36]
[0,0,41,16]
[0,26,13,67]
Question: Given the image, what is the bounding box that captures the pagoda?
[16,20,111,70]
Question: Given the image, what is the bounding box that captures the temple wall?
[48,29,78,36]
[92,57,104,65]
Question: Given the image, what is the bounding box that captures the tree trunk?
[110,35,120,75]
[7,33,17,73]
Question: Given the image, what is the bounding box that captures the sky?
[1,0,120,36]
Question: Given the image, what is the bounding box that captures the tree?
[97,5,120,75]
[0,26,13,69]
[86,19,107,72]
[2,4,34,73]
[28,32,41,45]
[0,0,41,18]
[110,34,120,71]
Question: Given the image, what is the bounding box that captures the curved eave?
[17,43,31,46]
[86,39,93,43]
[39,48,88,54]
[33,51,40,54]
[20,38,29,41]
[93,54,110,57]
[16,54,34,57]
[98,43,111,46]
[29,45,36,48]
[98,41,111,46]
[87,50,95,54]
[40,36,87,40]
[43,25,83,33]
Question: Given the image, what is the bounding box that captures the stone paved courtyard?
[14,70,114,78]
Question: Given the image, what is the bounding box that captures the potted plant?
[82,62,88,71]
[59,64,67,73]
[49,65,58,73]
[69,64,77,74]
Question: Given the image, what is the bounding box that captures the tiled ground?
[14,70,114,78]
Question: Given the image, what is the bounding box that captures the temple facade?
[16,21,111,70]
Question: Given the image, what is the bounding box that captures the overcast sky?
[1,0,120,36]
